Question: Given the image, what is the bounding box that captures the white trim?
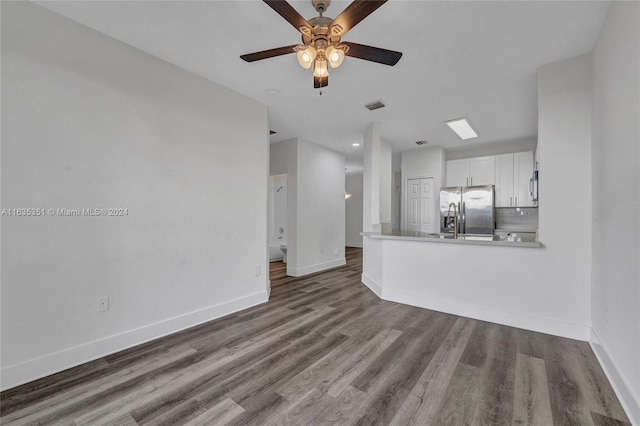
[288,258,346,277]
[0,290,269,391]
[589,328,640,426]
[381,287,590,341]
[346,241,363,248]
[361,273,382,298]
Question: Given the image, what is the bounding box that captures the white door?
[406,178,434,233]
[469,156,495,186]
[420,179,433,232]
[407,179,421,233]
[446,159,470,187]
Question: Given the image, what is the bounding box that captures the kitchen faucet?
[447,202,458,239]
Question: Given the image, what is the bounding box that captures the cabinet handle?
[466,177,469,186]
[530,178,534,196]
[470,177,473,186]
[510,196,512,207]
[515,196,518,206]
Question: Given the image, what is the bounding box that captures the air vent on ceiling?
[270,130,277,135]
[415,140,429,146]
[364,100,386,111]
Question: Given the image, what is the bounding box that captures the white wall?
[379,138,393,226]
[346,174,364,247]
[296,140,346,275]
[270,138,346,276]
[401,147,446,231]
[363,122,392,232]
[591,2,640,423]
[1,2,269,390]
[537,53,593,326]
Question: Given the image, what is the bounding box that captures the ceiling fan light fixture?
[325,45,345,68]
[313,58,329,77]
[296,45,317,69]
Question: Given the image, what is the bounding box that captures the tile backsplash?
[495,207,538,231]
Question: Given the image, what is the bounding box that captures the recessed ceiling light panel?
[445,117,479,140]
[352,143,360,147]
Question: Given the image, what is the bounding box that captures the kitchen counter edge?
[361,232,542,248]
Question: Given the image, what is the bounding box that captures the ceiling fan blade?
[329,0,387,36]
[263,0,313,34]
[314,75,328,88]
[240,44,298,62]
[342,42,402,66]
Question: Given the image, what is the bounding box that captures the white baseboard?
[288,258,346,277]
[380,287,590,341]
[345,241,363,248]
[361,273,382,298]
[589,328,640,426]
[0,290,269,391]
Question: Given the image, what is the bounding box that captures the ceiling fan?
[240,0,402,89]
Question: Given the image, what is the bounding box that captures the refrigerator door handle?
[460,202,465,234]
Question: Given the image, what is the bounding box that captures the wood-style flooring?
[1,247,630,425]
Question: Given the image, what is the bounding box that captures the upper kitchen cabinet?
[495,151,535,207]
[446,156,495,187]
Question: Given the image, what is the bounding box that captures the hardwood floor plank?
[323,328,403,397]
[390,316,477,426]
[1,247,630,426]
[316,385,367,424]
[265,387,331,425]
[569,340,629,422]
[1,345,197,425]
[512,353,553,426]
[471,325,517,425]
[433,362,483,425]
[590,411,632,426]
[182,398,244,426]
[351,314,459,425]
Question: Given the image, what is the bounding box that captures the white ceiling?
[38,0,609,164]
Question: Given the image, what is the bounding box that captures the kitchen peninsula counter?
[362,230,541,248]
[360,230,588,341]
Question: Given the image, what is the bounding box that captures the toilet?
[280,244,287,263]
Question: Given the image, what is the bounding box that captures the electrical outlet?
[254,265,261,276]
[98,296,109,312]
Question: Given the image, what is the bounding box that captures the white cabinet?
[494,151,534,207]
[446,156,495,187]
[470,156,495,186]
[446,159,470,187]
[514,151,535,207]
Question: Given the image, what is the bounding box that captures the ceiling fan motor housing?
[312,0,331,13]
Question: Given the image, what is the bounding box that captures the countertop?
[361,229,541,248]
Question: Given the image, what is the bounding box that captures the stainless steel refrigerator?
[440,185,495,235]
